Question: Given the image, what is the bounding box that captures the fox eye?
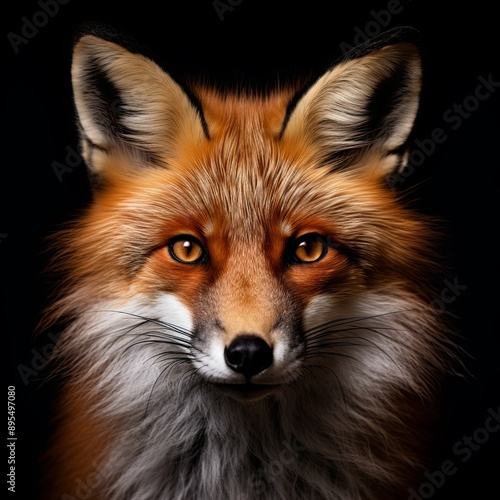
[291,234,329,264]
[168,236,205,264]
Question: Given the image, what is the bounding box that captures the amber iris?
[293,234,328,263]
[169,236,205,264]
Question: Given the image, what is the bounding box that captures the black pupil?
[169,237,203,263]
[181,240,200,260]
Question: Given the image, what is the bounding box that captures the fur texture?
[40,26,455,500]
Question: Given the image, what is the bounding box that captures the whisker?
[142,358,198,421]
[306,325,405,343]
[304,308,418,336]
[303,350,368,368]
[124,335,192,353]
[300,363,348,412]
[97,309,197,339]
[300,310,417,372]
[147,352,195,365]
[83,308,204,420]
[306,333,401,364]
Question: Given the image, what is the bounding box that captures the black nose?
[224,335,273,378]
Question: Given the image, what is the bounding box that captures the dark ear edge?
[73,22,209,140]
[73,22,156,60]
[279,27,422,140]
[341,26,422,62]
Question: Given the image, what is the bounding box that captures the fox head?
[41,26,457,499]
[50,26,440,404]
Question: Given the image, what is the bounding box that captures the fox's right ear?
[71,27,208,182]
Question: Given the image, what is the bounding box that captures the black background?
[3,1,499,498]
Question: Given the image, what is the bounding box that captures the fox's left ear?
[280,28,422,177]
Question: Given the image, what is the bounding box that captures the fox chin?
[39,24,456,500]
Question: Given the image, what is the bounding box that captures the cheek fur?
[302,294,339,331]
[284,249,355,304]
[152,294,194,332]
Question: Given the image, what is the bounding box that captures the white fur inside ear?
[379,153,402,176]
[281,43,422,176]
[71,35,206,172]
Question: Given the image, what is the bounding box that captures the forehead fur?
[56,31,430,305]
[92,93,392,244]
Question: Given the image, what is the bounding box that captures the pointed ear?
[280,31,422,177]
[71,29,208,181]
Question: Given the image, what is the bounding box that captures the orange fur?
[40,28,453,500]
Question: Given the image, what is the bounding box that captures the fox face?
[43,26,453,500]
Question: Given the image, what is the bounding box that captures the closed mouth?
[213,382,279,402]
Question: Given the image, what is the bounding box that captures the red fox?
[41,25,455,499]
